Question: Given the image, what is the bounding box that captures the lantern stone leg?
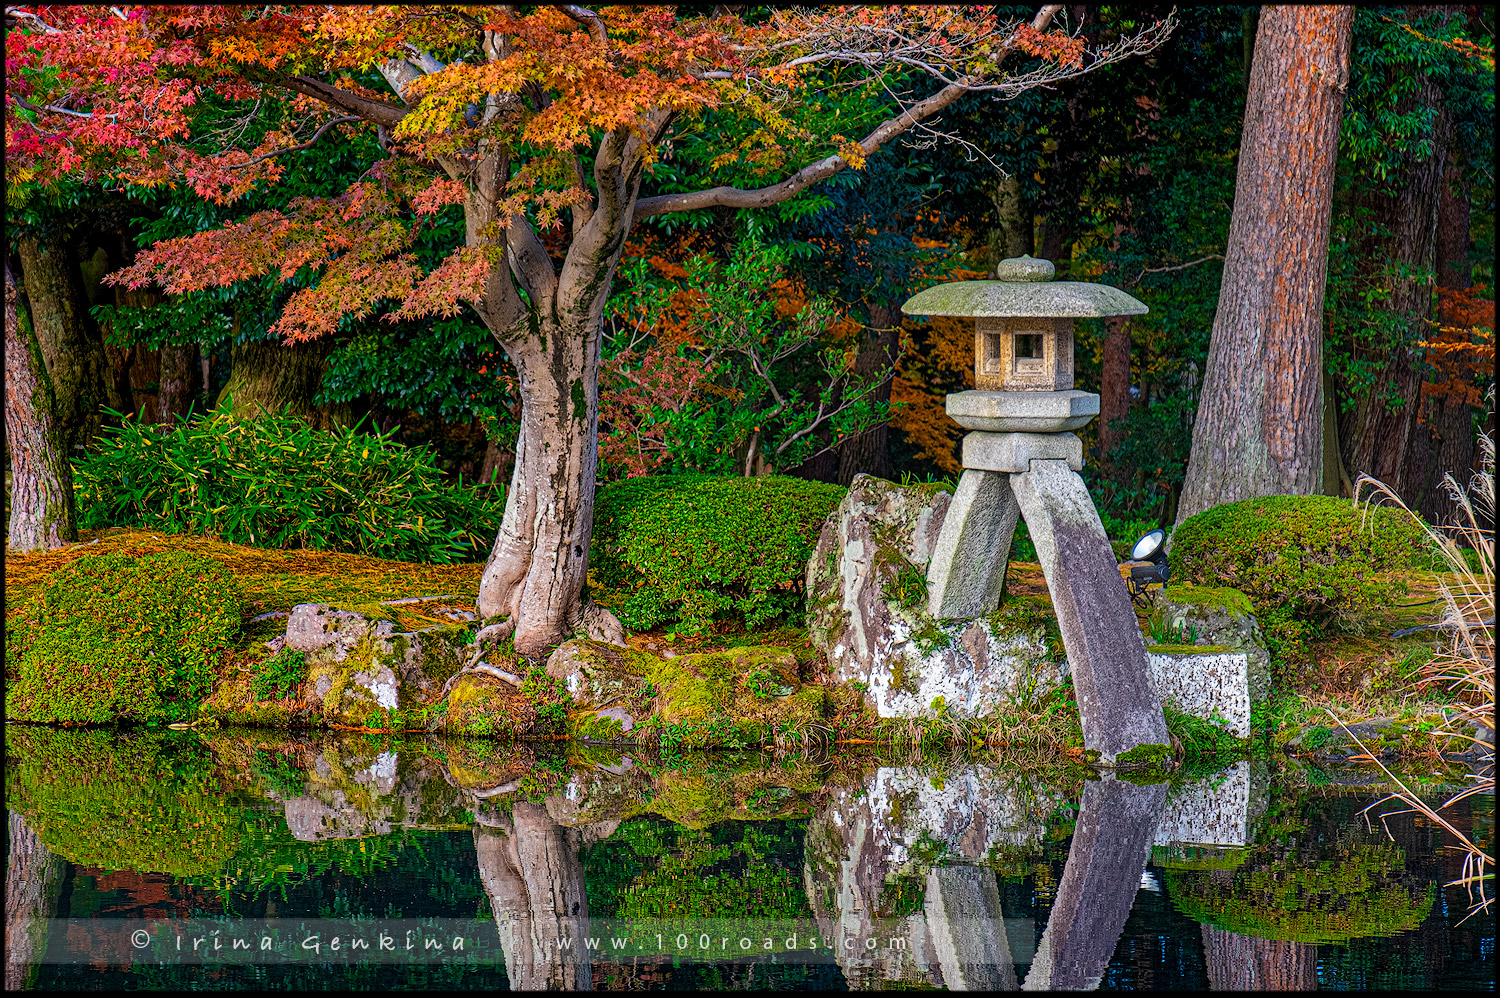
[1009,460,1171,764]
[926,469,1020,619]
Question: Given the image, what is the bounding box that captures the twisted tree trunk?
[1177,6,1353,525]
[5,262,77,551]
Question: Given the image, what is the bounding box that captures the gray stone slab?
[963,430,1084,473]
[926,469,1019,620]
[1023,776,1167,990]
[1010,460,1169,764]
[946,389,1100,432]
[1148,649,1253,738]
[903,280,1149,319]
[926,865,1017,991]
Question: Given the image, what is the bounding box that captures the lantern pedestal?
[903,255,1169,766]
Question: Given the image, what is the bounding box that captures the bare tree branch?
[1131,253,1224,288]
[267,72,409,128]
[557,4,608,47]
[224,115,360,169]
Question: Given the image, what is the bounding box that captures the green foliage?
[1170,495,1429,662]
[583,817,813,919]
[520,666,570,731]
[73,409,502,563]
[1146,608,1198,646]
[1163,704,1249,759]
[591,474,846,633]
[252,647,308,702]
[6,551,241,724]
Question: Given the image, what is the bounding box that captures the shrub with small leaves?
[591,474,847,634]
[6,551,242,724]
[1170,495,1429,662]
[252,647,308,701]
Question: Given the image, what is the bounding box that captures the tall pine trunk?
[1176,6,1353,526]
[836,303,898,485]
[5,262,77,551]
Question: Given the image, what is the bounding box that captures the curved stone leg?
[926,469,1020,619]
[1009,460,1169,764]
[1022,775,1168,990]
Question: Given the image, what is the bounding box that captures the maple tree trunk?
[5,262,77,552]
[1201,926,1318,990]
[836,303,898,485]
[1176,6,1352,526]
[15,233,108,457]
[991,171,1034,261]
[473,803,592,990]
[476,315,601,657]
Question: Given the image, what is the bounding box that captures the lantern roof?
[901,255,1149,319]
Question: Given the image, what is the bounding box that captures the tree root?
[433,617,520,702]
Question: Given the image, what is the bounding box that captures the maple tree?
[6,3,1175,656]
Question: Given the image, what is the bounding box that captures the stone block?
[962,430,1084,473]
[1147,649,1255,738]
[926,468,1019,618]
[1009,460,1169,764]
[945,388,1100,432]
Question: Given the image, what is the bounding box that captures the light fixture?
[1126,528,1169,605]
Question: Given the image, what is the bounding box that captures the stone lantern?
[900,255,1169,765]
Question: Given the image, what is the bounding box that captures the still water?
[5,726,1493,991]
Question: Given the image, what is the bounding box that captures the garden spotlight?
[1125,528,1170,605]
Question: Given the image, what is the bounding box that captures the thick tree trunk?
[219,336,346,428]
[474,804,593,991]
[1099,316,1132,466]
[5,263,77,552]
[476,317,601,657]
[478,431,513,491]
[156,342,201,425]
[990,171,1034,261]
[1176,6,1352,526]
[836,303,898,485]
[1201,926,1318,990]
[15,233,108,456]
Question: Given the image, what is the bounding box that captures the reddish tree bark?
[1177,6,1353,525]
[5,261,76,551]
[836,303,899,485]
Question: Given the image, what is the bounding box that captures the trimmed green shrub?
[6,550,241,724]
[74,409,501,563]
[591,474,846,633]
[1169,495,1428,661]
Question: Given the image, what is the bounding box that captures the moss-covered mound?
[1170,495,1428,659]
[6,550,241,724]
[591,474,846,634]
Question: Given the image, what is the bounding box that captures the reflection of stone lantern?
[901,255,1169,766]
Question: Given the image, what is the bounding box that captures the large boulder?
[806,475,1065,717]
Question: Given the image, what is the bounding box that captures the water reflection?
[2,726,1492,991]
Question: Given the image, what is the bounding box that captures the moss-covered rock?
[806,475,1066,720]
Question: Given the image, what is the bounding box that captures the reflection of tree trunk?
[474,803,592,991]
[1200,926,1317,990]
[836,303,898,485]
[6,812,65,991]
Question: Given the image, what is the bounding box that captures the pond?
[5,727,1493,991]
